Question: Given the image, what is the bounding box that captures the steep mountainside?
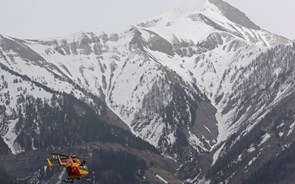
[1,0,295,183]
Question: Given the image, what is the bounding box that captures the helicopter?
[47,152,90,183]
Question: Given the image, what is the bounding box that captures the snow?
[287,121,295,136]
[31,138,37,150]
[188,129,207,151]
[0,7,293,184]
[156,174,168,184]
[1,118,23,154]
[44,166,47,173]
[1,43,82,97]
[195,177,211,184]
[225,172,236,184]
[0,0,291,158]
[214,105,238,145]
[162,0,207,20]
[272,83,293,105]
[203,125,212,134]
[277,122,285,128]
[141,25,267,148]
[0,69,54,154]
[237,154,242,162]
[248,156,258,166]
[108,55,159,117]
[138,116,165,147]
[211,143,225,166]
[259,133,271,146]
[138,1,217,42]
[247,149,264,168]
[247,144,255,153]
[186,170,211,184]
[167,131,176,146]
[137,12,277,150]
[290,121,295,129]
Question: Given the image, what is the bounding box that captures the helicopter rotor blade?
[50,152,69,157]
[50,152,91,160]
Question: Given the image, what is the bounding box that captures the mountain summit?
[160,0,260,30]
[1,1,295,184]
[137,0,287,47]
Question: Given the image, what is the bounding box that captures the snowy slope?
[133,0,290,149]
[138,0,288,46]
[1,1,295,183]
[0,69,53,154]
[0,0,291,154]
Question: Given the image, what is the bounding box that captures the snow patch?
[259,133,271,146]
[237,154,242,162]
[156,174,168,184]
[247,144,255,153]
[212,143,225,166]
[248,156,258,166]
[287,121,295,136]
[188,129,208,151]
[31,138,37,150]
[1,119,24,154]
[277,122,285,128]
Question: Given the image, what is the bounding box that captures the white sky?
[0,0,294,40]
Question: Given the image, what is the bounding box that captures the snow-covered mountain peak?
[163,0,208,20]
[141,0,259,30]
[137,0,289,47]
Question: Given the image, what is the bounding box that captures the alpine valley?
[1,0,295,183]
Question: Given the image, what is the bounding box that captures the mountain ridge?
[1,1,295,183]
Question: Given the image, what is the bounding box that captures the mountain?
[1,0,295,183]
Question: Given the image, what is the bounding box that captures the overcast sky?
[0,0,294,40]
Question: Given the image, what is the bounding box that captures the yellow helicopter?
[47,153,90,183]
